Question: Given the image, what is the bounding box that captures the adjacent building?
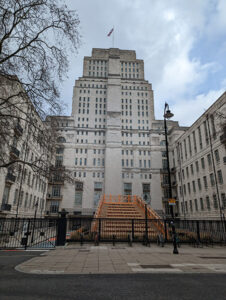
[0,76,49,218]
[168,92,226,220]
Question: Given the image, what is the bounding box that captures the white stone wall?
[50,48,166,215]
[169,92,226,220]
[0,80,49,218]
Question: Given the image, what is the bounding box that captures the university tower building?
[46,48,177,216]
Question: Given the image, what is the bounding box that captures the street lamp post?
[164,102,179,254]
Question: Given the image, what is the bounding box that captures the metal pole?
[164,104,178,254]
[145,204,148,245]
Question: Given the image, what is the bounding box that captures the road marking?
[127,263,140,266]
[132,268,183,273]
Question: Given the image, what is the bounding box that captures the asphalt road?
[0,251,226,300]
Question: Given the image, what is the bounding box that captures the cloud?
[60,0,226,127]
[170,86,225,126]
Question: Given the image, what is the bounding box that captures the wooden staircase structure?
[92,195,166,240]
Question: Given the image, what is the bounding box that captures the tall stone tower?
[62,48,163,215]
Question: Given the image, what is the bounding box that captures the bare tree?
[0,0,80,116]
[0,0,80,171]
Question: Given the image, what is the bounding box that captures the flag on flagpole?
[107,28,114,37]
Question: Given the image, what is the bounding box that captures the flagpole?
[112,26,114,48]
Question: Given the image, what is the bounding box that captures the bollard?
[94,232,99,246]
[128,233,133,247]
[112,234,116,246]
[80,233,84,246]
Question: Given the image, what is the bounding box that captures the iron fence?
[0,217,225,249]
[67,217,226,245]
[0,218,57,249]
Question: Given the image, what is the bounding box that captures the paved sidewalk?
[15,244,226,274]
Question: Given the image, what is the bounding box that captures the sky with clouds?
[60,0,226,126]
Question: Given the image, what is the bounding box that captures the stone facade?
[46,48,226,220]
[0,77,49,218]
[47,48,168,216]
[168,92,226,220]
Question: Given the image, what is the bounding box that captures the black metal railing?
[0,218,57,249]
[0,217,225,249]
[67,217,226,245]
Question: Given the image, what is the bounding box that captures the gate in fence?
[0,218,58,249]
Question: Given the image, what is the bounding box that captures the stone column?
[105,49,122,195]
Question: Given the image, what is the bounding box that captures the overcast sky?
[61,0,226,126]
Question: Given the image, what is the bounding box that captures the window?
[143,184,151,204]
[190,164,194,175]
[201,157,205,169]
[217,170,223,184]
[75,182,83,205]
[203,176,208,188]
[192,131,197,152]
[189,200,193,212]
[186,167,189,178]
[198,126,202,149]
[188,136,192,156]
[200,198,204,210]
[124,183,132,195]
[214,149,220,163]
[52,185,61,197]
[162,159,167,169]
[203,120,209,144]
[195,161,199,172]
[56,148,64,154]
[50,201,59,213]
[206,196,211,210]
[221,193,226,208]
[192,181,196,193]
[207,154,212,166]
[13,189,18,205]
[188,182,191,194]
[210,114,216,139]
[57,136,66,143]
[197,178,202,191]
[2,185,10,204]
[24,193,28,208]
[213,194,218,209]
[194,199,198,211]
[210,173,215,186]
[185,201,188,212]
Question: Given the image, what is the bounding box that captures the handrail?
[92,195,167,235]
[102,194,138,204]
[135,196,165,234]
[92,195,105,232]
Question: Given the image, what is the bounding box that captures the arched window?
[57,136,66,143]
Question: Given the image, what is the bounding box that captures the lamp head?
[164,103,174,119]
[164,109,174,119]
